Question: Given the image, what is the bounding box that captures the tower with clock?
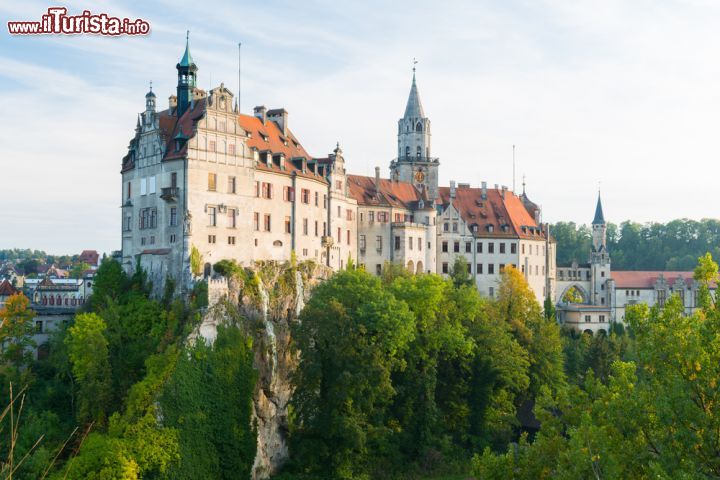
[390,62,440,200]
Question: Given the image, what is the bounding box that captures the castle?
[555,193,716,333]
[119,35,555,304]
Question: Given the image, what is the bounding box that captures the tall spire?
[178,30,195,68]
[593,190,605,224]
[404,60,425,119]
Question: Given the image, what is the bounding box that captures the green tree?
[290,269,415,478]
[65,313,112,425]
[0,293,36,368]
[70,262,91,279]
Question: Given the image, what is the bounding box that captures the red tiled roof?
[611,271,716,289]
[437,186,544,239]
[0,279,18,296]
[347,175,425,209]
[79,250,99,265]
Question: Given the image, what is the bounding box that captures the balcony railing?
[160,187,180,201]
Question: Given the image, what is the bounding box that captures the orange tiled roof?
[347,175,425,209]
[611,271,716,289]
[437,186,544,239]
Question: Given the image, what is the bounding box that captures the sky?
[2,0,720,255]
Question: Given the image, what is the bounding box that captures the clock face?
[414,170,425,182]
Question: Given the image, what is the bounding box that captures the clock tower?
[390,65,440,199]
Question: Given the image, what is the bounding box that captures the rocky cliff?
[192,260,330,479]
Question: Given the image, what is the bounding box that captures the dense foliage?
[0,259,257,479]
[286,259,565,479]
[553,218,720,270]
[472,254,720,479]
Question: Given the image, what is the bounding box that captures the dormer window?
[487,225,494,233]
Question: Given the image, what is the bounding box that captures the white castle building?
[120,36,555,303]
[554,194,716,334]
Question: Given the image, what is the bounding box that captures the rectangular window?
[488,242,495,254]
[395,236,401,250]
[489,287,494,298]
[454,241,460,253]
[315,191,319,206]
[219,121,225,132]
[254,212,259,231]
[346,209,353,221]
[262,182,273,199]
[140,177,147,195]
[208,173,217,191]
[376,264,382,275]
[170,234,176,244]
[585,315,591,322]
[285,216,292,234]
[500,263,505,272]
[139,208,157,229]
[476,242,483,253]
[208,234,216,244]
[323,194,328,208]
[170,207,178,226]
[477,263,483,274]
[228,176,236,194]
[488,264,495,274]
[171,172,177,188]
[149,176,156,194]
[228,143,235,155]
[283,186,294,201]
[337,206,342,218]
[452,223,458,232]
[442,241,448,253]
[303,218,308,235]
[124,213,132,232]
[227,209,237,228]
[360,235,366,251]
[599,315,606,322]
[228,236,236,245]
[376,236,382,252]
[465,242,471,253]
[511,243,517,254]
[301,189,310,204]
[500,243,506,254]
[443,223,449,232]
[209,140,216,152]
[126,181,132,200]
[442,262,449,274]
[264,214,271,232]
[208,206,217,226]
[418,238,422,251]
[314,221,319,237]
[395,213,402,223]
[369,211,375,222]
[337,227,341,242]
[347,230,351,245]
[522,244,525,254]
[255,181,260,197]
[408,237,413,250]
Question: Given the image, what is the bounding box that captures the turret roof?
[403,71,425,119]
[593,192,605,224]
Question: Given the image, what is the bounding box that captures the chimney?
[375,166,380,189]
[501,185,507,199]
[481,181,487,199]
[450,180,456,199]
[253,105,267,124]
[267,108,288,136]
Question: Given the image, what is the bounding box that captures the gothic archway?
[416,261,423,274]
[407,260,414,272]
[560,284,590,304]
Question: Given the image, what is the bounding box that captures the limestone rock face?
[192,260,330,480]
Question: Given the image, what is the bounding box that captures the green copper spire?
[178,30,195,68]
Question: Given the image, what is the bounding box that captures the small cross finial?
[186,30,189,41]
[412,57,418,74]
[149,80,152,92]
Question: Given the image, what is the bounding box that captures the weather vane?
[412,57,418,73]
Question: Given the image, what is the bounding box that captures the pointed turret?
[391,62,439,199]
[176,30,198,118]
[592,192,605,225]
[403,70,425,119]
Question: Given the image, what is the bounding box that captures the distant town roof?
[0,279,19,297]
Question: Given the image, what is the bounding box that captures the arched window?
[57,295,62,305]
[204,262,212,278]
[416,122,422,132]
[65,298,69,306]
[416,146,421,158]
[42,296,47,305]
[405,146,410,157]
[49,296,54,305]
